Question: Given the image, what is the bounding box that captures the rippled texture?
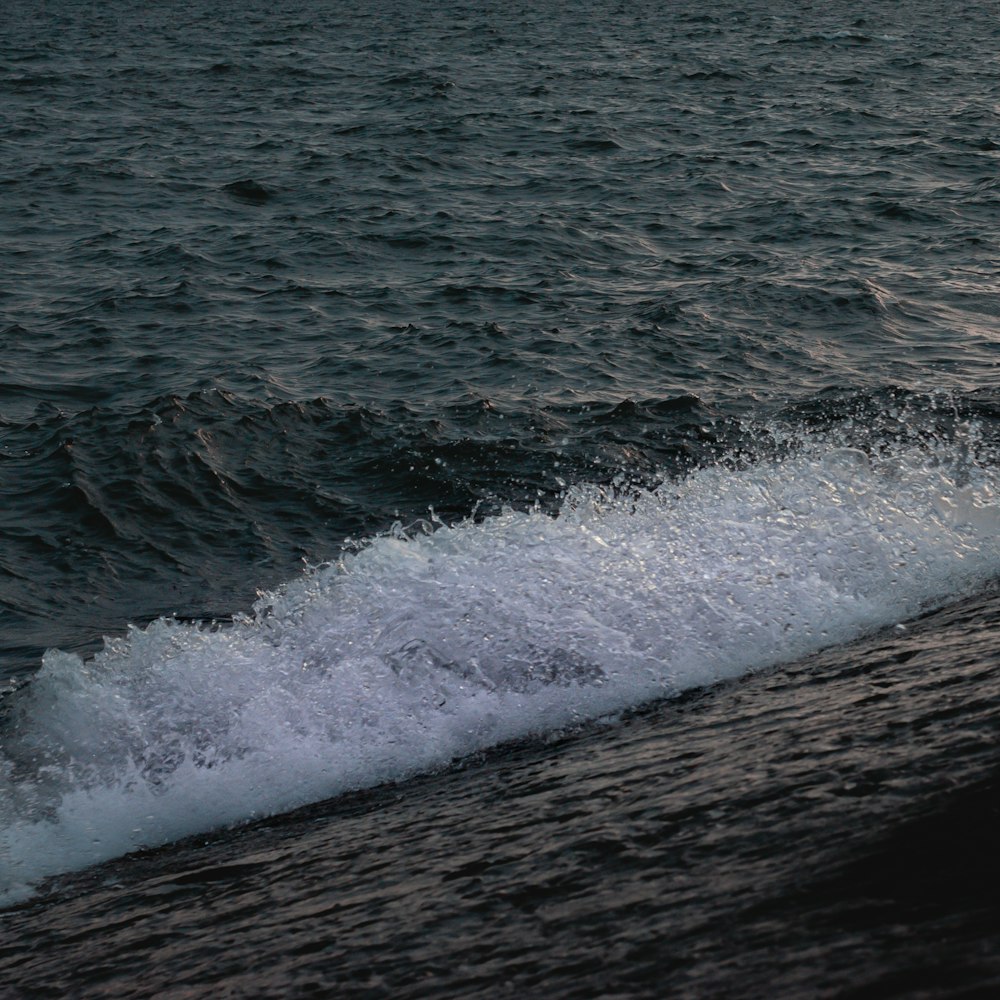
[3,0,1000,669]
[2,0,998,407]
[2,0,1000,995]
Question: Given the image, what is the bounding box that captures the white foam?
[3,436,1000,905]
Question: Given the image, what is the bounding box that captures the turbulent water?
[2,0,1000,995]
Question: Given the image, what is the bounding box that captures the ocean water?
[2,0,999,994]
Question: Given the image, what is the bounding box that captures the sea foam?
[2,435,1000,905]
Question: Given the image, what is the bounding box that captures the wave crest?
[3,425,1000,905]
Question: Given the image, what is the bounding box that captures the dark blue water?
[2,0,999,995]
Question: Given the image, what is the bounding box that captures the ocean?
[1,0,999,995]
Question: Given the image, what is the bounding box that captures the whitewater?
[3,429,999,906]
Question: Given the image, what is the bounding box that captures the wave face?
[3,427,999,905]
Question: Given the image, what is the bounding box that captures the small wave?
[3,425,1000,905]
[222,179,274,205]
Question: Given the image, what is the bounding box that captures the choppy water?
[2,0,1000,995]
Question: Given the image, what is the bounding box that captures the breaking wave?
[3,427,1000,905]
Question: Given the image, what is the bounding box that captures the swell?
[0,387,681,674]
[2,387,999,676]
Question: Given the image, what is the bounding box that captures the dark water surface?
[2,0,1000,995]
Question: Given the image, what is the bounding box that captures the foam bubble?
[3,435,1000,904]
